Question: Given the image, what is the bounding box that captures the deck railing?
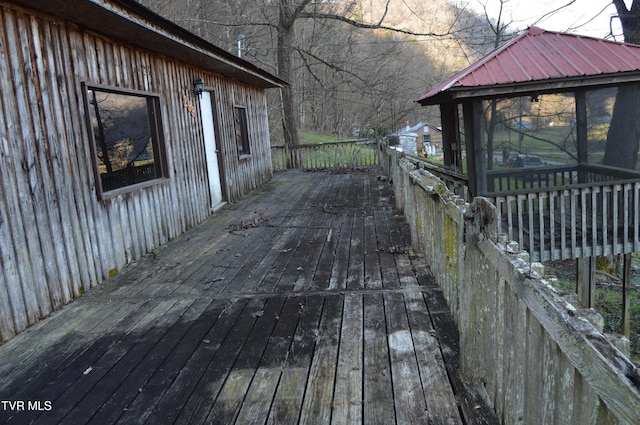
[271,139,379,171]
[380,146,640,425]
[383,157,640,262]
[486,164,640,261]
[491,181,640,261]
[487,163,640,193]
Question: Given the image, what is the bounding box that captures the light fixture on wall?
[193,76,205,98]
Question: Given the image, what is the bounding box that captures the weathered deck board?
[332,293,364,424]
[363,293,395,424]
[0,170,498,425]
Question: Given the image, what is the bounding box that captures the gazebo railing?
[489,180,640,261]
[487,163,640,193]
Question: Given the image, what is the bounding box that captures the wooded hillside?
[137,0,500,142]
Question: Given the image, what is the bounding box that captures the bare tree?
[139,0,466,146]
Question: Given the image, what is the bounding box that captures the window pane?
[586,87,615,164]
[234,106,250,156]
[481,94,577,169]
[87,89,161,192]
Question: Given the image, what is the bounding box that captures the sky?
[464,0,627,40]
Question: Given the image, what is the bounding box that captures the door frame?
[201,89,228,208]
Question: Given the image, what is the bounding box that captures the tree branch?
[298,12,451,37]
[377,0,391,26]
[612,0,630,15]
[295,48,370,88]
[176,18,276,29]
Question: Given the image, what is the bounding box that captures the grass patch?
[300,132,346,144]
[546,259,640,365]
[597,287,640,365]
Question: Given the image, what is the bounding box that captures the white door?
[200,91,224,208]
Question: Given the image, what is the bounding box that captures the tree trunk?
[277,0,301,147]
[604,0,640,168]
[603,84,640,168]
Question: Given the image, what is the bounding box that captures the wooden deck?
[0,169,498,425]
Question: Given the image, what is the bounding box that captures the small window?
[83,83,168,198]
[423,134,431,144]
[233,106,250,157]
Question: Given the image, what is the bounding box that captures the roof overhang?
[420,71,640,105]
[417,27,640,106]
[6,0,287,89]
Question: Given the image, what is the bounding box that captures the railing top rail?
[487,163,640,180]
[485,177,640,198]
[402,153,469,181]
[581,163,640,178]
[487,164,579,178]
[272,139,375,150]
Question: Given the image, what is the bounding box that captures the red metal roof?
[416,27,640,105]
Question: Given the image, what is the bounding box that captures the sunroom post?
[440,102,462,171]
[463,99,486,196]
[622,253,632,338]
[576,257,596,308]
[575,90,589,180]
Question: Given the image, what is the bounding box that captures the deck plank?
[384,292,431,423]
[87,298,219,425]
[267,295,325,425]
[114,299,232,424]
[30,299,182,425]
[234,296,303,424]
[145,297,256,425]
[331,293,364,424]
[298,296,343,425]
[0,170,499,425]
[203,296,287,424]
[405,290,463,424]
[363,293,395,425]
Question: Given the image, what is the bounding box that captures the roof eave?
[7,0,287,89]
[417,72,640,106]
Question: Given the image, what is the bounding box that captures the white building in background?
[386,123,442,157]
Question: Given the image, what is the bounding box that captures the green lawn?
[300,132,350,144]
[546,259,640,365]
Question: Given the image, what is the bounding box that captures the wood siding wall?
[0,3,273,341]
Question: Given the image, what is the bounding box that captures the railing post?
[622,253,632,338]
[576,257,596,308]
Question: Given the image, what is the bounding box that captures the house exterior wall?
[0,2,274,341]
[414,125,443,156]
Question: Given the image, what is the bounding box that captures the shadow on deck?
[0,169,498,425]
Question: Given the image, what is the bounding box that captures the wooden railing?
[380,146,640,425]
[271,139,379,171]
[487,163,640,193]
[405,153,470,201]
[491,182,640,261]
[486,164,640,262]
